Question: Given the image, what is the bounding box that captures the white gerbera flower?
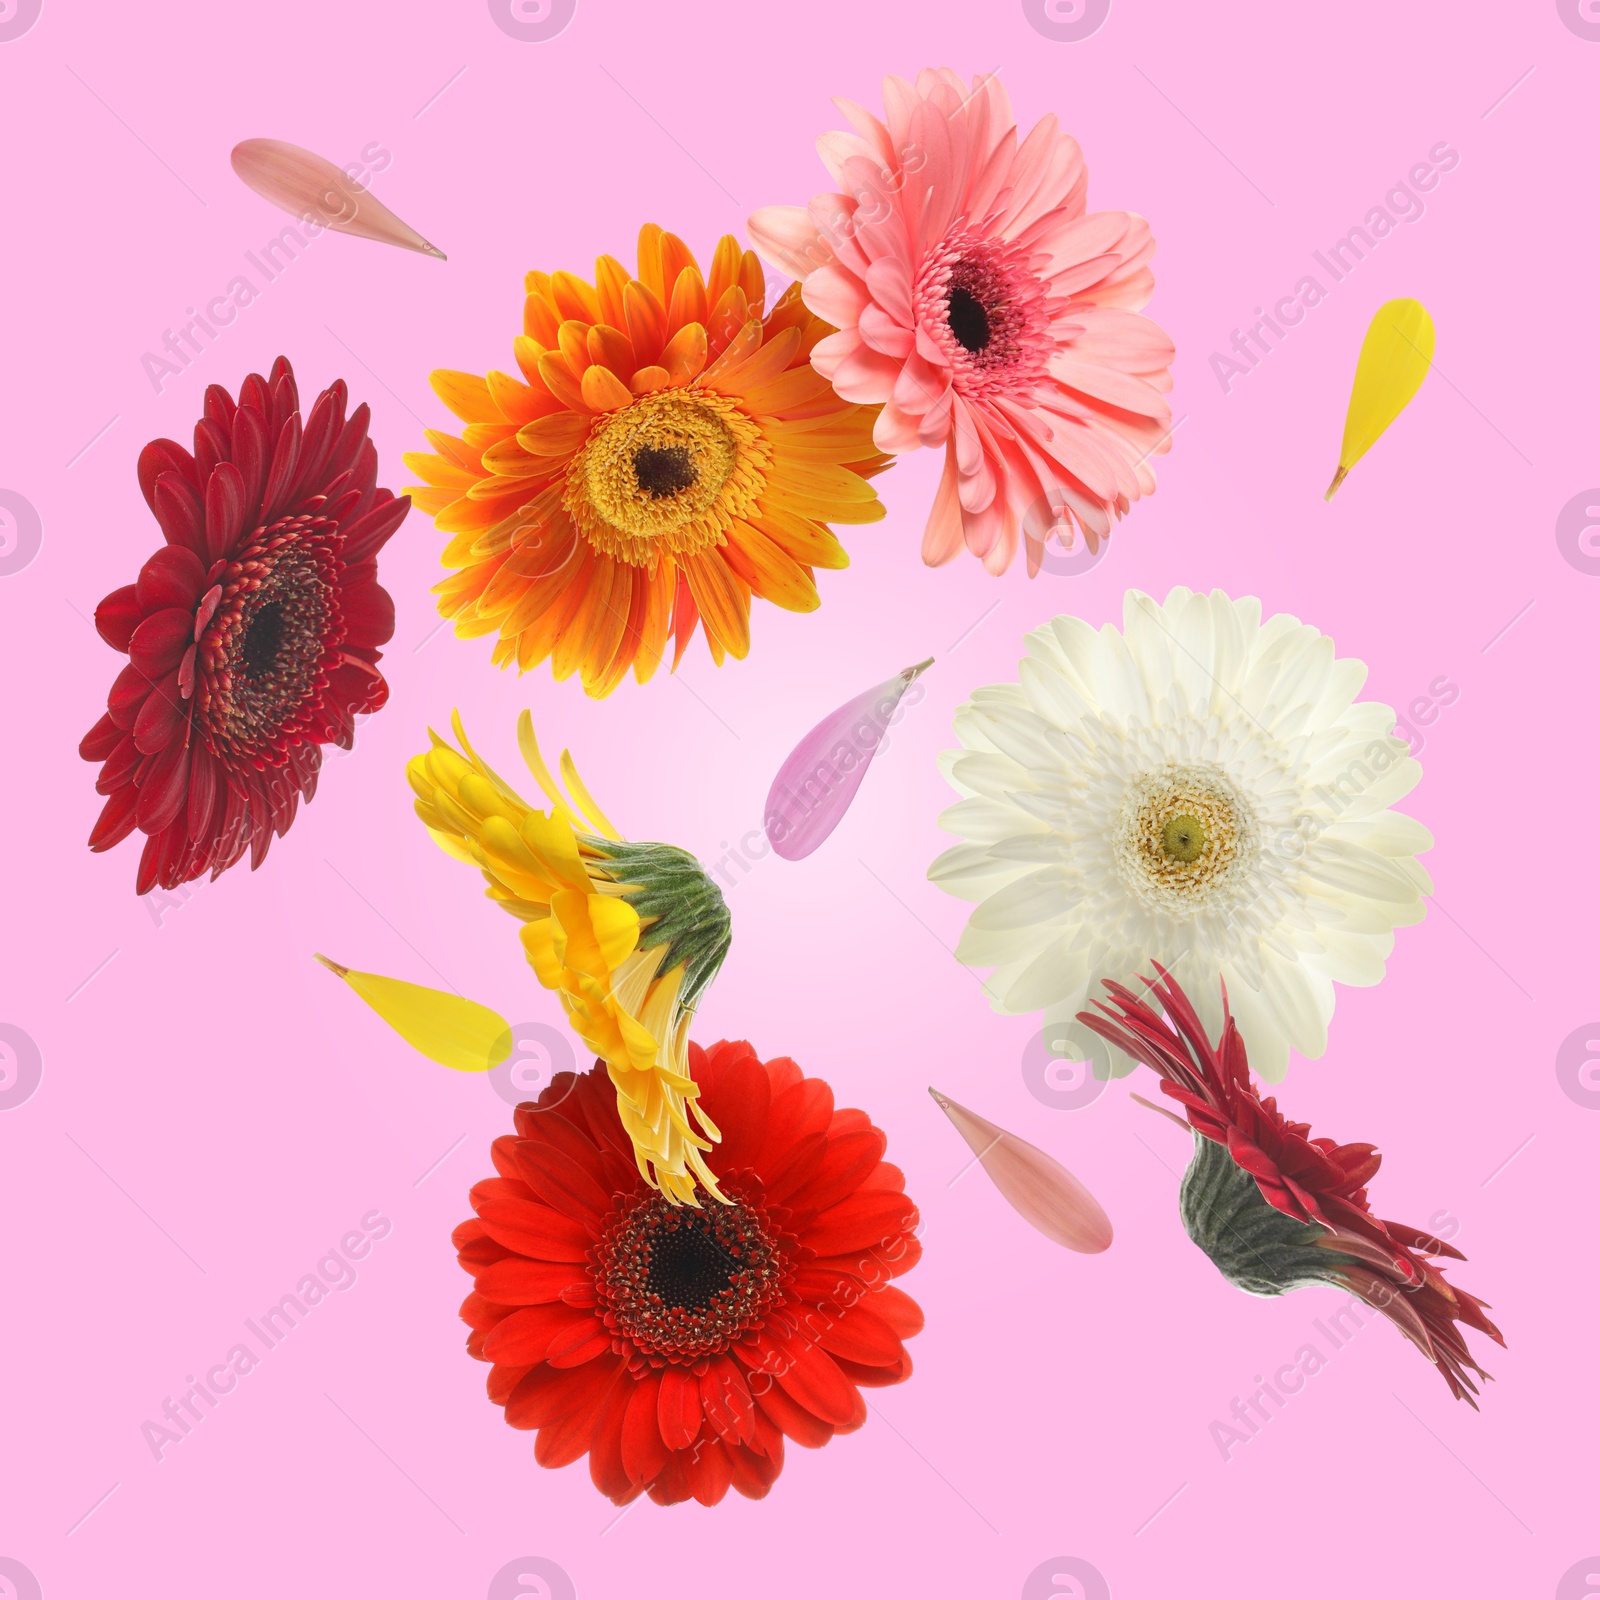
[929,588,1432,1081]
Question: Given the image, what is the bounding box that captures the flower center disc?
[593,1188,786,1363]
[195,517,344,769]
[566,389,768,567]
[1114,764,1257,913]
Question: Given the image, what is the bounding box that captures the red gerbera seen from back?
[454,1040,924,1505]
[80,357,409,893]
[1080,967,1504,1405]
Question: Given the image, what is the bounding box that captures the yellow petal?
[1327,298,1434,499]
[315,955,511,1073]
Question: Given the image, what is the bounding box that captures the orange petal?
[550,271,600,324]
[537,352,592,414]
[587,324,636,378]
[683,551,750,660]
[660,323,708,386]
[431,370,502,424]
[725,521,820,612]
[580,363,634,413]
[623,281,667,366]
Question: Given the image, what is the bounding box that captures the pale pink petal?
[808,326,860,381]
[890,351,949,420]
[930,1089,1113,1253]
[921,445,966,566]
[873,400,924,454]
[1048,352,1173,420]
[858,303,915,357]
[764,659,933,860]
[231,139,445,259]
[832,96,897,169]
[803,263,871,329]
[747,203,834,279]
[831,343,902,404]
[865,255,914,325]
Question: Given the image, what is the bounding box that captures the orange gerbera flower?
[406,225,890,698]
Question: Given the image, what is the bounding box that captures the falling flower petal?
[231,138,446,260]
[1326,298,1433,499]
[929,1088,1112,1253]
[315,954,510,1072]
[765,658,931,860]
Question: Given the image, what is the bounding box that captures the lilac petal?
[930,1088,1114,1254]
[764,657,931,861]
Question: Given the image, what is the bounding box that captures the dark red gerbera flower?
[1079,967,1505,1406]
[79,357,410,893]
[454,1040,924,1505]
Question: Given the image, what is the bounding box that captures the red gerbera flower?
[79,357,410,893]
[454,1040,924,1505]
[1079,967,1505,1406]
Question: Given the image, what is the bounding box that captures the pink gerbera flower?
[750,69,1175,576]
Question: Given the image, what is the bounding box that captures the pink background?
[1,2,1594,1595]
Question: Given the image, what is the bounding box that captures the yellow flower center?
[1115,764,1256,913]
[564,388,769,567]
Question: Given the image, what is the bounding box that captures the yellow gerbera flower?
[321,711,732,1205]
[404,223,889,698]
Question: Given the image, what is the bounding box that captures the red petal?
[749,1371,833,1447]
[94,585,143,652]
[230,398,271,513]
[504,1362,579,1431]
[803,1190,917,1257]
[657,1366,703,1451]
[87,783,140,851]
[512,1143,610,1233]
[473,1257,587,1306]
[482,1303,598,1367]
[203,382,238,436]
[760,1130,827,1204]
[135,545,206,613]
[698,1357,755,1446]
[203,461,247,563]
[340,493,410,564]
[815,1302,904,1367]
[680,1435,734,1506]
[620,1370,669,1486]
[589,1370,642,1505]
[726,1437,782,1499]
[132,670,188,754]
[700,1050,771,1174]
[137,440,200,512]
[260,413,303,523]
[134,737,190,834]
[785,1128,889,1218]
[328,401,371,484]
[152,473,207,556]
[339,581,395,648]
[473,1194,593,1261]
[741,1330,859,1428]
[185,746,219,841]
[79,711,123,762]
[128,608,195,678]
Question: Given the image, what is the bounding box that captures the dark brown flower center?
[632,444,698,500]
[240,599,286,679]
[194,513,345,769]
[946,285,992,352]
[593,1189,786,1363]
